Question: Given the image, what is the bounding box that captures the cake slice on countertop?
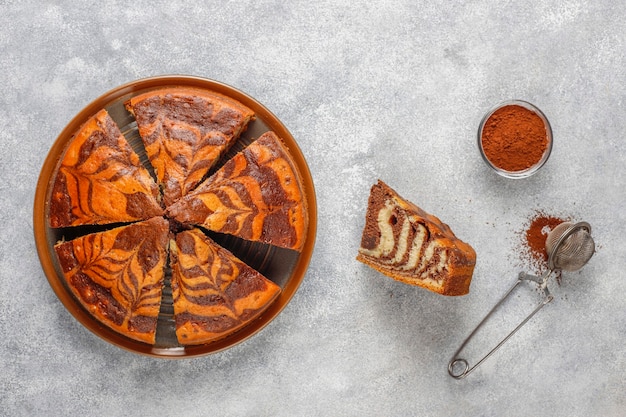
[53,217,170,344]
[125,87,255,207]
[166,131,308,252]
[49,109,163,228]
[170,228,281,345]
[357,180,476,296]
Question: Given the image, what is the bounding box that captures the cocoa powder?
[481,104,549,172]
[525,214,565,265]
[518,211,569,274]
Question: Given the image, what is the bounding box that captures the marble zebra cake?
[170,228,281,345]
[167,131,308,252]
[54,217,170,344]
[125,87,255,207]
[357,180,476,296]
[49,109,163,228]
[48,86,308,346]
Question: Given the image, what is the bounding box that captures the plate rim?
[33,74,318,358]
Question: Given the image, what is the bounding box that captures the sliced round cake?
[46,85,307,349]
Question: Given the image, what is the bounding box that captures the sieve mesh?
[545,221,595,271]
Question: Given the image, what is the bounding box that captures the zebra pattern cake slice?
[125,87,255,207]
[170,228,281,345]
[166,131,308,252]
[357,180,476,296]
[49,109,163,228]
[54,217,170,344]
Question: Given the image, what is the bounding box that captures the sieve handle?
[448,271,554,379]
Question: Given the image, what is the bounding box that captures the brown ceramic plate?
[33,75,317,358]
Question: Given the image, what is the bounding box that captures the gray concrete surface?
[1,1,625,416]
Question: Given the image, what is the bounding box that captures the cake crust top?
[167,131,308,252]
[54,217,170,344]
[170,228,281,345]
[49,109,163,228]
[125,87,255,206]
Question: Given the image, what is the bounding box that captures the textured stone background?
[1,1,625,416]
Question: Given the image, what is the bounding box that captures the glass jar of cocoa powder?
[478,100,553,179]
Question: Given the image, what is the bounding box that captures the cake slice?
[54,217,170,344]
[357,180,476,296]
[166,131,308,252]
[49,109,163,228]
[170,228,281,345]
[125,87,255,206]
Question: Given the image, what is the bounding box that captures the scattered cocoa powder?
[517,211,569,276]
[525,214,565,265]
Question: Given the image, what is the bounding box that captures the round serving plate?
[33,75,317,358]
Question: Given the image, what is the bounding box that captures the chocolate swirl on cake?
[126,87,255,207]
[49,109,163,228]
[170,228,281,345]
[167,131,308,252]
[54,217,170,344]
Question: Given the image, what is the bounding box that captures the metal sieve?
[546,222,595,271]
[448,221,595,379]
